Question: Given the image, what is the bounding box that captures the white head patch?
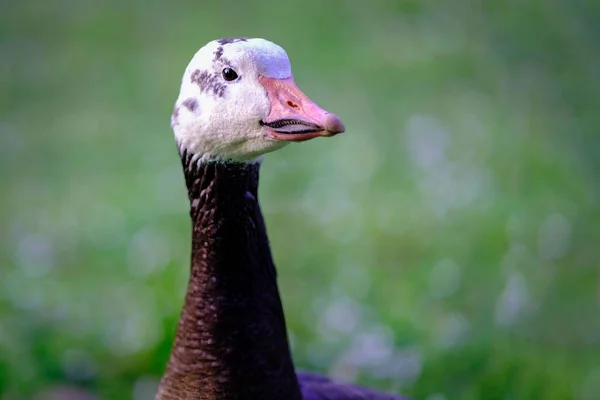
[171,38,293,162]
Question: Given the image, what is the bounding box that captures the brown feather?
[156,152,408,399]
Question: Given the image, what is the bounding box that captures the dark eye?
[222,68,238,81]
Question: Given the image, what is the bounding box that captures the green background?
[1,0,599,399]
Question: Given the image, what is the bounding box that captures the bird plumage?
[156,37,407,400]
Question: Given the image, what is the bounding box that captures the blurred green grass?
[1,0,599,399]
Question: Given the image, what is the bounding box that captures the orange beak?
[259,75,345,142]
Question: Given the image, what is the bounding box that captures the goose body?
[157,37,406,400]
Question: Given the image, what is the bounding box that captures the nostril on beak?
[286,100,299,109]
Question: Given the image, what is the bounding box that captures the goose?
[157,37,407,400]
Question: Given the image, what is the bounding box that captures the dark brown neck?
[156,152,302,400]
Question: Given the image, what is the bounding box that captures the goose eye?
[222,68,239,81]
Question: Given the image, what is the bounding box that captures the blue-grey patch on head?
[191,69,226,98]
[217,37,249,45]
[240,39,292,79]
[213,46,224,61]
[182,98,198,112]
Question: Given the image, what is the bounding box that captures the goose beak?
[259,75,345,142]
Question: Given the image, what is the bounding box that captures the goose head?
[171,37,345,162]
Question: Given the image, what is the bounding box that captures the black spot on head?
[213,46,224,62]
[191,69,226,98]
[182,98,198,112]
[217,37,249,45]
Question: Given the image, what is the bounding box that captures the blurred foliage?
[1,0,599,399]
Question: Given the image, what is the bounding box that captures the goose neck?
[157,153,301,400]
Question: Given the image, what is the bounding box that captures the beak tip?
[324,113,345,135]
